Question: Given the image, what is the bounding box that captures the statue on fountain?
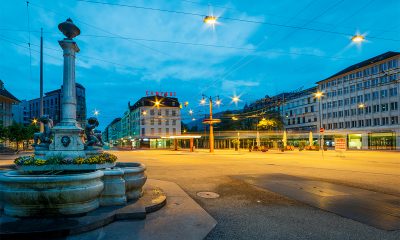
[32,115,53,149]
[84,117,104,148]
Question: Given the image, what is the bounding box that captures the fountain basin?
[0,170,104,217]
[118,163,147,200]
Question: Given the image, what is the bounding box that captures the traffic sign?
[319,128,325,133]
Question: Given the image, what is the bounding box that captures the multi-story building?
[0,80,20,127]
[283,86,319,132]
[105,96,181,148]
[28,83,86,127]
[127,96,181,148]
[103,117,122,144]
[12,100,29,125]
[317,51,399,150]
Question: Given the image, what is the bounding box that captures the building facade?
[12,100,29,125]
[318,51,400,150]
[105,96,181,148]
[0,80,20,127]
[282,86,319,132]
[28,83,86,127]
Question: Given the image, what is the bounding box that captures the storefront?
[368,132,396,150]
[348,134,362,150]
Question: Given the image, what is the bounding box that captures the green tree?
[6,123,38,151]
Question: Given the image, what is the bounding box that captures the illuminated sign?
[335,138,347,151]
[146,91,177,97]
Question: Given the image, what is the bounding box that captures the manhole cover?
[197,191,220,199]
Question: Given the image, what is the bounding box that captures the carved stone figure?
[84,117,104,147]
[33,115,54,148]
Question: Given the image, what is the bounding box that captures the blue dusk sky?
[1,0,399,129]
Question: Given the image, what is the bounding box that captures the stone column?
[59,39,80,127]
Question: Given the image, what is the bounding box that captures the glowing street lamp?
[351,34,365,43]
[192,117,196,121]
[93,109,100,116]
[232,95,240,103]
[189,109,193,115]
[315,91,324,99]
[154,100,161,108]
[358,103,365,108]
[203,15,217,25]
[215,96,221,106]
[142,110,147,115]
[200,97,206,105]
[32,118,38,125]
[231,116,238,121]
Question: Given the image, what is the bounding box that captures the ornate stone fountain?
[0,19,147,218]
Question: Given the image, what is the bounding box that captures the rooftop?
[129,96,180,111]
[318,51,400,83]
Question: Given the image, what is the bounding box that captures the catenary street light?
[351,34,365,43]
[203,16,217,25]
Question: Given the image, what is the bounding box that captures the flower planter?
[16,162,116,172]
[0,170,104,217]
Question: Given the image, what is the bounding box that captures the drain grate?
[197,191,220,199]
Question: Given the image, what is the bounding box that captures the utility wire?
[75,0,400,42]
[28,1,173,58]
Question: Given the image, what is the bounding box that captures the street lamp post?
[315,91,324,149]
[201,95,221,153]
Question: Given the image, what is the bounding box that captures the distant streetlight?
[358,103,365,108]
[32,118,38,125]
[215,96,221,106]
[93,109,100,116]
[192,117,196,121]
[351,34,365,43]
[142,110,147,115]
[189,109,193,115]
[232,96,240,103]
[200,97,206,105]
[314,91,324,99]
[231,116,238,121]
[154,100,161,108]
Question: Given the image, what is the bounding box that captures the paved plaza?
[1,149,399,239]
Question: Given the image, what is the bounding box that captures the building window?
[165,119,169,126]
[158,128,162,134]
[390,102,398,110]
[172,119,176,125]
[165,128,169,135]
[366,119,371,126]
[350,85,356,93]
[380,89,388,98]
[381,117,389,125]
[141,128,145,135]
[364,93,371,102]
[172,110,176,116]
[151,128,154,135]
[165,110,169,116]
[381,104,389,112]
[372,91,379,100]
[389,87,398,97]
[141,119,145,125]
[150,119,154,125]
[173,128,176,135]
[158,110,161,116]
[150,109,155,115]
[391,116,399,125]
[373,118,380,126]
